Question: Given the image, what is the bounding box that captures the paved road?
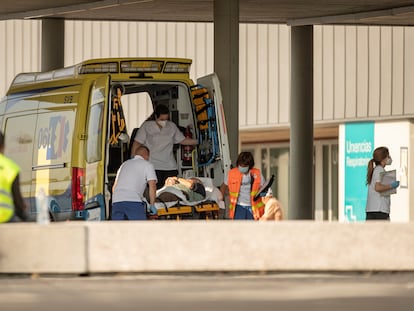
[1,272,413,311]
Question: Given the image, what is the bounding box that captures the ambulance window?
[4,115,36,195]
[86,103,104,163]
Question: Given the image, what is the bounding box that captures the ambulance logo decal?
[38,116,70,160]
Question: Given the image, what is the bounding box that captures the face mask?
[238,166,249,174]
[157,120,167,128]
[386,157,392,166]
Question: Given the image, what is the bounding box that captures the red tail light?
[72,167,85,211]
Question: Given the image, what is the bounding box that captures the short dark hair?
[236,151,255,169]
[154,104,169,118]
[189,178,206,198]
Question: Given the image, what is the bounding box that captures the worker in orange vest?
[223,151,265,220]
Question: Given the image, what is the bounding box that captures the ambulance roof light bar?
[11,58,192,86]
[12,65,77,85]
[121,60,163,73]
[79,62,118,74]
[164,62,190,73]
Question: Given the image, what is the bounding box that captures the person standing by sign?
[365,146,400,221]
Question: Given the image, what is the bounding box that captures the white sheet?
[154,177,225,210]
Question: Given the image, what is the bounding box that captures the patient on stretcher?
[157,177,206,203]
[152,176,225,219]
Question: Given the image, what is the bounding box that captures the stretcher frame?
[150,200,220,220]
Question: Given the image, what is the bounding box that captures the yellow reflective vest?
[0,153,20,223]
[228,167,264,220]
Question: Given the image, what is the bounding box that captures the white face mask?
[386,157,392,166]
[238,166,249,174]
[157,120,167,128]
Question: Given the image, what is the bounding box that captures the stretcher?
[150,178,224,220]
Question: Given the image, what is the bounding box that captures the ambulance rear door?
[83,75,111,220]
[196,73,231,186]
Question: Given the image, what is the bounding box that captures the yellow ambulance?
[0,58,231,221]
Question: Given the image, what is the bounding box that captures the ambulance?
[0,58,231,221]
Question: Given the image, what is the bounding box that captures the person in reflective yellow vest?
[0,131,27,223]
[225,151,265,220]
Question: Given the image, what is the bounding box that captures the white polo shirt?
[366,165,391,214]
[112,155,157,203]
[224,170,265,206]
[135,120,185,170]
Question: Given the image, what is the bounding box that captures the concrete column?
[41,19,64,72]
[214,0,239,164]
[289,26,314,219]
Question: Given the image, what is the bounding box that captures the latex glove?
[391,181,400,189]
[149,204,157,215]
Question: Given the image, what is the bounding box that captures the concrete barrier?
[1,221,414,274]
[0,223,87,274]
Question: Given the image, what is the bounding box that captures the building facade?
[1,20,413,221]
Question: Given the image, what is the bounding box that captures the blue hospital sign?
[344,122,374,222]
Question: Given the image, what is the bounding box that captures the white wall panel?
[246,24,258,126]
[1,22,7,94]
[314,25,323,121]
[0,20,40,99]
[344,26,357,119]
[239,24,290,128]
[333,26,345,120]
[257,24,269,125]
[380,27,392,117]
[278,26,290,125]
[368,27,380,117]
[195,23,206,75]
[268,24,279,124]
[156,22,167,56]
[392,27,404,116]
[322,26,334,120]
[119,22,129,57]
[356,26,369,118]
[92,22,102,57]
[1,20,290,131]
[4,20,414,132]
[404,28,414,115]
[239,24,248,127]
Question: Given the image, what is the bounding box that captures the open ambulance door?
[196,73,231,187]
[83,75,111,220]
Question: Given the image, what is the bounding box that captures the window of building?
[242,140,338,220]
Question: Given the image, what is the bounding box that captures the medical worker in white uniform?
[365,146,400,221]
[131,104,197,189]
[112,145,157,220]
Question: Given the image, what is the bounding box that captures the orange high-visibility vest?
[227,167,264,220]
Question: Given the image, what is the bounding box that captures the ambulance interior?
[106,82,196,182]
[106,81,223,219]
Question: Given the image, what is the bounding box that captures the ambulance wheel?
[49,201,59,222]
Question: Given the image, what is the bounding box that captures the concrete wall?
[1,222,413,274]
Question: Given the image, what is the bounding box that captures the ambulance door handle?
[79,176,88,196]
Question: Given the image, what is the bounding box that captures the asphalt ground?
[1,272,413,311]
